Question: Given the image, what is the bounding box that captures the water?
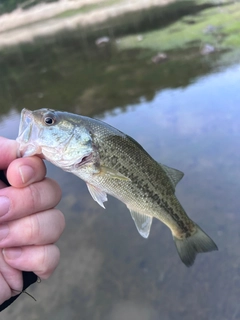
[1,3,240,320]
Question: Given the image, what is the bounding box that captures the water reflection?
[0,0,225,120]
[0,42,218,118]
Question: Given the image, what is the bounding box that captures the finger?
[0,178,62,222]
[0,138,18,170]
[3,244,60,279]
[6,156,46,188]
[0,181,7,189]
[0,209,65,247]
[0,273,12,304]
[0,250,23,304]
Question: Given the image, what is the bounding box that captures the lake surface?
[1,2,240,320]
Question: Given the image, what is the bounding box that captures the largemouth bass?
[16,108,218,266]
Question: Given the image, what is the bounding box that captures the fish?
[16,108,218,267]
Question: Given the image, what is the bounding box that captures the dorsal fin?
[128,209,153,238]
[160,164,184,189]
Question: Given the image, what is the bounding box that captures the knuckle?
[26,178,62,212]
[37,245,60,279]
[38,246,48,272]
[23,215,40,243]
[26,183,43,213]
[47,178,62,203]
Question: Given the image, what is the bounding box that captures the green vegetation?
[116,2,240,52]
[0,35,217,118]
[0,0,239,118]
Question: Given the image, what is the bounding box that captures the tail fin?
[173,224,218,267]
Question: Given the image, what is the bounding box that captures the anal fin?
[86,183,108,209]
[129,209,153,238]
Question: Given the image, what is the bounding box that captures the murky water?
[1,2,240,320]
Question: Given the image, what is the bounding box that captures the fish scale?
[91,132,185,222]
[16,108,218,267]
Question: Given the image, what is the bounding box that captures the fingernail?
[0,196,10,217]
[19,165,35,184]
[0,224,9,241]
[3,247,22,259]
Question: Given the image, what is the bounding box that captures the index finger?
[0,137,18,170]
[0,178,62,222]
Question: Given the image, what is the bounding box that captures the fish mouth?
[16,108,42,158]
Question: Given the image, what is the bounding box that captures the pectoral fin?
[129,209,153,238]
[99,166,131,181]
[86,183,108,208]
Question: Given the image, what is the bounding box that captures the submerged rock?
[203,25,218,34]
[95,36,110,47]
[203,25,222,35]
[201,44,215,55]
[151,53,168,64]
[137,35,143,41]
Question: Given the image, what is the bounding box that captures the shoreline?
[0,0,174,49]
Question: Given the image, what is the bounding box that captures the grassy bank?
[116,1,240,52]
[0,0,239,118]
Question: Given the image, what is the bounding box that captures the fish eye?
[44,113,56,126]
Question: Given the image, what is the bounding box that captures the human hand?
[0,137,65,305]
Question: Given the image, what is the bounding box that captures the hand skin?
[0,137,65,305]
